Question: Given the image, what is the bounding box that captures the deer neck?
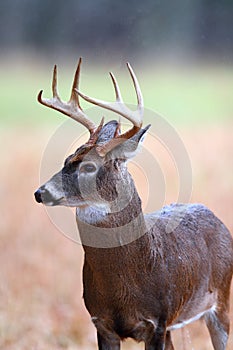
[75,175,155,300]
[76,179,148,259]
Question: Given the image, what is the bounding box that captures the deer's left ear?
[96,120,119,144]
[108,125,150,160]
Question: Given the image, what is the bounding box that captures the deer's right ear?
[108,125,150,161]
[130,124,150,145]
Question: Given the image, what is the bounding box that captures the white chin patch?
[44,201,56,206]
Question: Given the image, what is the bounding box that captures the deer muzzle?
[34,185,64,206]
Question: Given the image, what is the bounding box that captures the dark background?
[1,0,233,63]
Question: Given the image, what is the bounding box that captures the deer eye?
[79,162,97,173]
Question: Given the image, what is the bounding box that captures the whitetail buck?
[34,58,233,350]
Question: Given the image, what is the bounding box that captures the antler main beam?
[37,58,97,134]
[76,63,144,129]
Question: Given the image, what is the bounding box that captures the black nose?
[34,189,42,203]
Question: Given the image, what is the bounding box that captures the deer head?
[34,58,150,214]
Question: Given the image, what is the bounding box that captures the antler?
[37,58,97,135]
[76,63,144,138]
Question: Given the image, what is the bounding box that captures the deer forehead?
[67,144,99,164]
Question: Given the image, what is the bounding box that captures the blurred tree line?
[1,0,233,61]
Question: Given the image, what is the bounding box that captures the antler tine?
[37,58,97,134]
[69,57,82,108]
[109,72,123,102]
[76,62,144,129]
[126,62,143,113]
[52,65,60,99]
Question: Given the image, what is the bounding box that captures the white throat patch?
[76,203,110,225]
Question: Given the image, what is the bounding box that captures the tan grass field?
[0,123,233,349]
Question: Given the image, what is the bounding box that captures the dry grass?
[0,123,233,349]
